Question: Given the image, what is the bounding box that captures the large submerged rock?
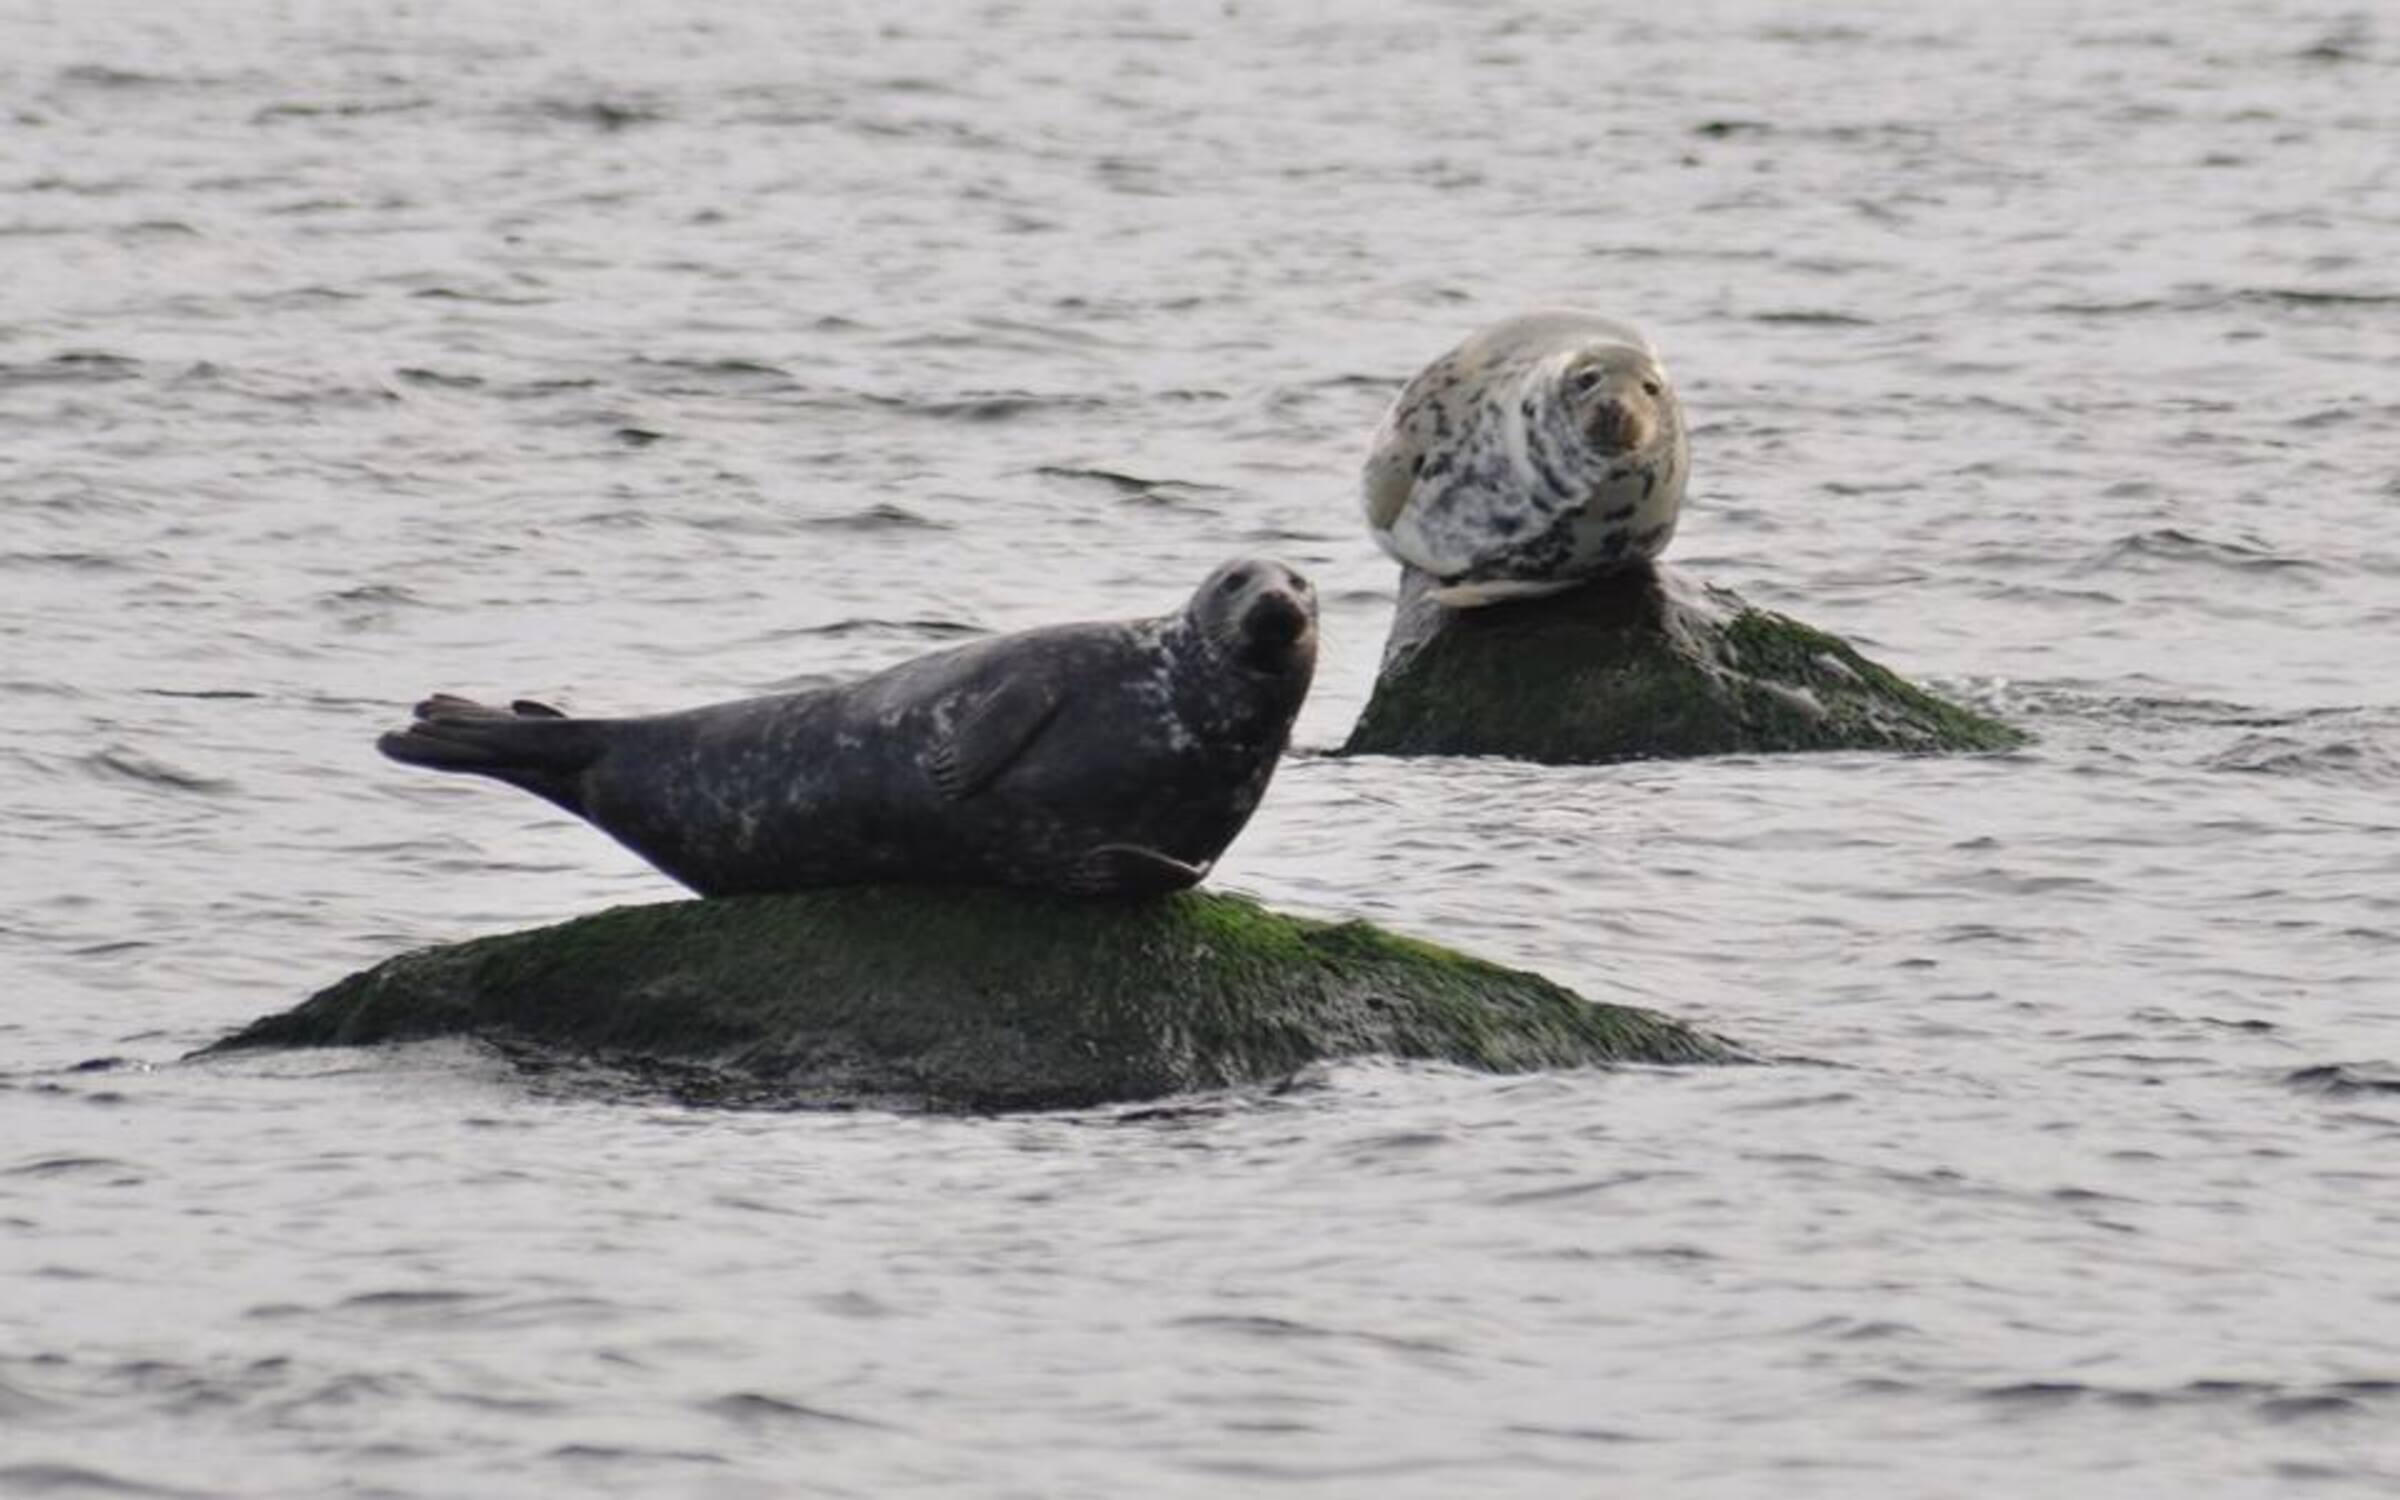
[203,887,1737,1111]
[1341,564,2025,763]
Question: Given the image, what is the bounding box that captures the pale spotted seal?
[1362,311,1689,606]
[377,558,1317,898]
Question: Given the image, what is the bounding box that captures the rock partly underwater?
[202,886,1740,1112]
[1341,564,2026,763]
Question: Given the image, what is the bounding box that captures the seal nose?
[1245,591,1308,648]
[1585,394,1654,454]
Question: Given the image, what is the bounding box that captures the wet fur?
[378,560,1318,898]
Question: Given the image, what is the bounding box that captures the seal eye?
[1218,570,1250,597]
[1640,378,1663,399]
[1568,366,1606,397]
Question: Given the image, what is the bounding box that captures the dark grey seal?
[376,559,1318,898]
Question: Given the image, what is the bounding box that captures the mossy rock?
[1340,564,2026,763]
[202,887,1738,1111]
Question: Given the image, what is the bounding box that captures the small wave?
[780,617,984,640]
[2045,287,2400,316]
[1501,1422,1646,1443]
[632,356,789,380]
[544,1444,731,1470]
[699,1392,888,1428]
[0,352,142,389]
[341,1288,482,1309]
[395,367,485,390]
[0,1464,200,1498]
[520,98,671,130]
[1035,466,1235,505]
[2074,527,2325,578]
[54,64,178,90]
[4,1155,142,1178]
[1489,1169,1683,1204]
[406,285,552,307]
[2296,30,2371,64]
[1749,309,1873,326]
[2207,731,2400,786]
[1964,1376,2399,1419]
[0,551,142,573]
[251,97,431,122]
[318,582,425,609]
[797,503,950,533]
[2244,287,2400,308]
[878,390,1110,421]
[2283,1063,2400,1097]
[845,115,1010,150]
[1170,1313,1458,1359]
[83,748,233,796]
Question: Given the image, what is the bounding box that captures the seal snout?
[1237,575,1319,674]
[1583,392,1656,454]
[1243,589,1310,652]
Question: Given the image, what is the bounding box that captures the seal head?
[1184,556,1318,680]
[1362,311,1690,607]
[376,558,1318,899]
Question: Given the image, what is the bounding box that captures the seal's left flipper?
[1061,843,1210,897]
[925,677,1064,801]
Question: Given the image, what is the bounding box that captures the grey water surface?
[4,1,2398,1495]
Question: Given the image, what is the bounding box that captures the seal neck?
[1158,612,1312,744]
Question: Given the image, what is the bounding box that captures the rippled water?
[5,1,2398,1494]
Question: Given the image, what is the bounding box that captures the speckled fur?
[1363,311,1689,603]
[378,560,1318,897]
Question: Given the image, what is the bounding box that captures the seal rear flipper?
[924,677,1064,801]
[1058,844,1210,897]
[377,695,606,814]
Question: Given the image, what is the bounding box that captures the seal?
[375,559,1317,898]
[1361,311,1689,606]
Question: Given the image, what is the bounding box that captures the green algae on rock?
[202,886,1737,1111]
[1340,564,2026,763]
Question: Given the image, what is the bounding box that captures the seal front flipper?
[378,695,605,815]
[1059,843,1210,897]
[923,676,1064,801]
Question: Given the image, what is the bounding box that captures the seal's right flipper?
[925,677,1063,801]
[1059,843,1209,897]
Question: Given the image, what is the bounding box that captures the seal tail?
[378,694,606,814]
